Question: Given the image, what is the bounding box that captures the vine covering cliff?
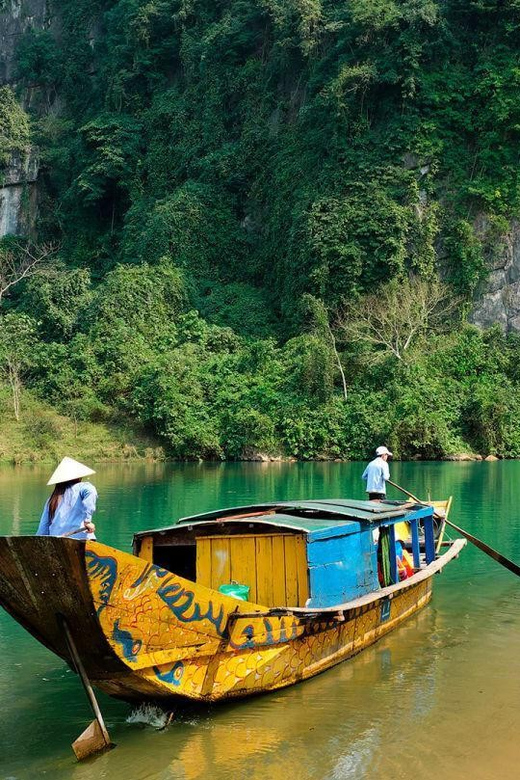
[2,0,520,461]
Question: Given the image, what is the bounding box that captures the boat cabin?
[132,500,436,608]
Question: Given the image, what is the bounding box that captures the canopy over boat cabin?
[133,499,436,609]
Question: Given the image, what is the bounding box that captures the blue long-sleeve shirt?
[362,457,390,494]
[36,482,97,539]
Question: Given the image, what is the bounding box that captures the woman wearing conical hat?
[36,457,98,539]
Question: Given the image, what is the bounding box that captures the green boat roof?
[134,499,425,538]
[179,499,412,524]
[180,512,361,534]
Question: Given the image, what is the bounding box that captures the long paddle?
[387,479,520,577]
[62,620,114,760]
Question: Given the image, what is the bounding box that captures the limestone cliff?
[0,150,38,234]
[0,0,51,237]
[469,219,520,332]
[0,0,53,82]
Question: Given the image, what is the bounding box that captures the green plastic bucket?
[218,582,250,601]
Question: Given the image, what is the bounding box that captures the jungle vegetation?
[2,0,520,461]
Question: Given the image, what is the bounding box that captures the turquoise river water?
[0,461,519,780]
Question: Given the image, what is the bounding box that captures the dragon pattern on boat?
[0,498,465,703]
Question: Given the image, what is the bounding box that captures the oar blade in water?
[72,718,111,761]
[446,519,520,577]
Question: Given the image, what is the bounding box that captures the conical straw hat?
[47,457,95,486]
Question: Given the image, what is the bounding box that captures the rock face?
[442,453,483,461]
[0,1,52,237]
[0,151,39,236]
[0,0,52,83]
[239,447,287,462]
[470,218,520,332]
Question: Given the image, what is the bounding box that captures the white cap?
[376,446,393,457]
[47,457,95,486]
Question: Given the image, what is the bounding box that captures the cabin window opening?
[153,544,196,581]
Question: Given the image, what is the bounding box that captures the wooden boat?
[0,498,465,703]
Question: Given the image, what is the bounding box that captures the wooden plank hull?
[0,536,464,703]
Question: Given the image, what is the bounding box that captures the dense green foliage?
[0,86,30,167]
[3,0,520,460]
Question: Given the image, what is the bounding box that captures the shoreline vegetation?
[0,384,164,465]
[4,4,520,462]
[0,383,503,465]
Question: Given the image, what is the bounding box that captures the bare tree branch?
[328,320,348,401]
[0,241,60,306]
[335,276,461,363]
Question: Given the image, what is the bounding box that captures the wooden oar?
[387,480,439,512]
[61,527,86,538]
[387,479,520,577]
[63,620,113,759]
[62,620,114,760]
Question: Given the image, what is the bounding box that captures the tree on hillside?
[301,294,348,401]
[336,276,460,363]
[0,241,59,307]
[0,313,37,421]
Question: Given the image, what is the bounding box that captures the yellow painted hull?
[86,542,433,701]
[0,536,463,703]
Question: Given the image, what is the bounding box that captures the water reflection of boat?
[73,610,443,780]
[0,498,464,704]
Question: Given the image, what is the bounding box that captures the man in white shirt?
[362,446,392,500]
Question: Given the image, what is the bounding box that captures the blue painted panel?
[423,515,436,563]
[389,523,398,585]
[304,505,434,608]
[307,521,362,542]
[404,506,433,523]
[307,529,378,608]
[411,518,421,568]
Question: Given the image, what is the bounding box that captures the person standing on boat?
[36,457,97,539]
[362,446,392,500]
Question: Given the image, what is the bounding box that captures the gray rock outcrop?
[0,0,52,84]
[0,150,39,235]
[470,219,520,332]
[0,1,52,237]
